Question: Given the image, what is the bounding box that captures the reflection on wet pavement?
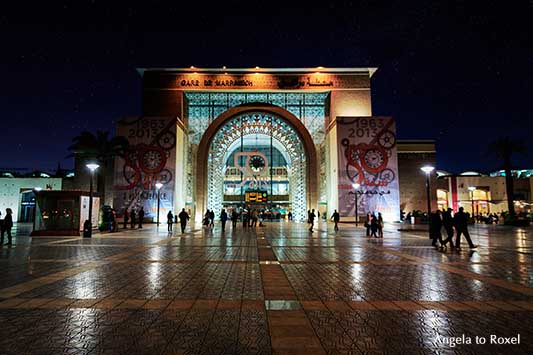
[0,221,532,353]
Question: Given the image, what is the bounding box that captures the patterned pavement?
[0,221,532,354]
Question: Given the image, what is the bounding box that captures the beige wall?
[397,153,437,213]
[174,122,187,215]
[329,90,372,123]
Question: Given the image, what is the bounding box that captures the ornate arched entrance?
[196,105,317,221]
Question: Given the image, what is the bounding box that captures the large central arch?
[196,105,317,221]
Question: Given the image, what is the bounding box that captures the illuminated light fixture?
[420,165,434,239]
[468,186,476,192]
[420,166,435,174]
[190,65,195,69]
[222,65,226,69]
[352,183,360,190]
[155,182,163,226]
[34,187,43,191]
[317,66,324,69]
[255,66,260,69]
[86,163,100,172]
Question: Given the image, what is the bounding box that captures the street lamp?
[420,165,434,239]
[468,186,476,220]
[155,182,163,226]
[352,183,360,226]
[86,163,100,238]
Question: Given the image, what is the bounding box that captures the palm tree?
[487,136,527,217]
[68,130,129,202]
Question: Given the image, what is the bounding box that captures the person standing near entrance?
[1,208,13,246]
[123,209,129,229]
[178,208,190,233]
[130,208,136,229]
[138,207,145,229]
[167,210,174,233]
[331,209,340,231]
[308,209,316,232]
[453,207,477,250]
[220,208,228,232]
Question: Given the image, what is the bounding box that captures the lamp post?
[420,166,435,239]
[155,182,163,226]
[86,163,100,238]
[468,186,476,221]
[352,183,360,226]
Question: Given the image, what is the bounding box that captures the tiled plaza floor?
[0,221,532,354]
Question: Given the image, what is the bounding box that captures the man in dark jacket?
[130,208,136,229]
[178,208,190,233]
[138,207,145,229]
[429,210,444,248]
[1,208,13,245]
[220,208,228,232]
[308,209,316,232]
[331,209,340,231]
[453,207,477,250]
[442,208,455,248]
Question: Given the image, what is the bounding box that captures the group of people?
[430,207,477,251]
[165,208,191,233]
[122,207,145,230]
[203,208,266,232]
[474,213,501,224]
[365,212,384,238]
[0,208,14,246]
[330,209,384,238]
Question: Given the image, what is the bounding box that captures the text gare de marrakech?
[178,79,253,87]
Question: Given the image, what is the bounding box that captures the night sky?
[2,1,532,174]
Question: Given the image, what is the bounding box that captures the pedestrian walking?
[138,207,145,229]
[365,212,372,236]
[167,210,174,233]
[377,212,384,238]
[287,211,292,221]
[331,209,340,231]
[1,208,13,246]
[442,208,455,249]
[231,210,238,229]
[370,214,378,238]
[242,210,249,228]
[178,208,190,233]
[308,209,316,232]
[130,208,136,229]
[453,207,477,250]
[251,210,258,227]
[430,210,444,248]
[209,209,215,228]
[220,208,228,232]
[123,209,129,229]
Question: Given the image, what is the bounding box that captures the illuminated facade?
[112,67,436,222]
